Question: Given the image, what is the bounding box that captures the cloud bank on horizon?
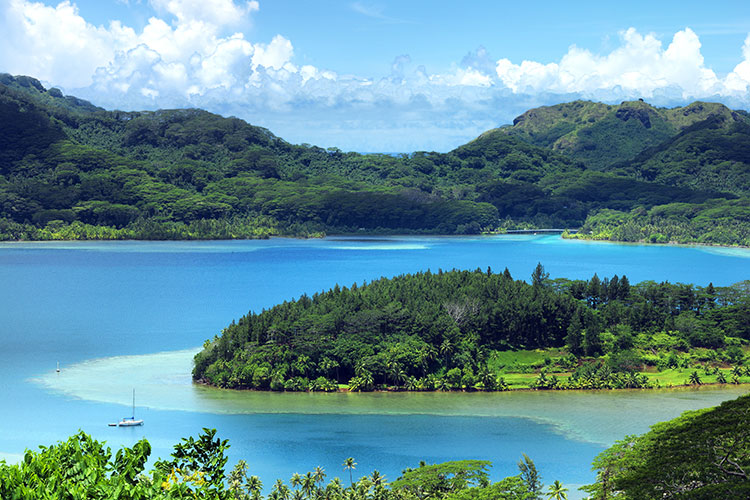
[2,0,750,152]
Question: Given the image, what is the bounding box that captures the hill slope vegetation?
[1,74,748,244]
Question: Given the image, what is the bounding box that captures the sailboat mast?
[132,388,135,417]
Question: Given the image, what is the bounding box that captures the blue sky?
[2,0,750,151]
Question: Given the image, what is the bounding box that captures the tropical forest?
[2,74,750,245]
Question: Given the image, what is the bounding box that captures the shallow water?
[3,235,750,497]
[34,349,749,446]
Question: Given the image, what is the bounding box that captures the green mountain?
[499,99,750,171]
[0,74,747,244]
[618,116,750,196]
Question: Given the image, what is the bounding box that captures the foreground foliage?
[194,266,750,391]
[0,429,548,500]
[583,392,750,499]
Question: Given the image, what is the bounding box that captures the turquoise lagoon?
[2,235,749,497]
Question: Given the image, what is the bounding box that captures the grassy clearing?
[493,348,750,390]
[490,348,566,373]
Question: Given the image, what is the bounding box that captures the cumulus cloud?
[1,2,750,151]
[495,28,725,99]
[725,34,750,92]
[0,0,136,88]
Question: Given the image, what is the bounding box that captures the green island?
[193,265,750,392]
[2,74,750,246]
[2,393,747,499]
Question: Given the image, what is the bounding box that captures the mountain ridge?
[1,73,748,245]
[496,99,750,170]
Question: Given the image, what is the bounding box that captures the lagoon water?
[2,235,749,497]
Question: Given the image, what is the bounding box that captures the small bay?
[2,235,749,498]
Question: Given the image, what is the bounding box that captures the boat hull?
[117,419,144,427]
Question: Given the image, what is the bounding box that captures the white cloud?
[726,34,750,92]
[1,3,750,152]
[0,0,137,87]
[495,28,724,99]
[250,35,294,71]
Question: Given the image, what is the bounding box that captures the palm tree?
[247,475,263,500]
[272,479,291,500]
[355,477,372,498]
[291,472,303,489]
[547,480,568,500]
[689,371,702,385]
[386,360,400,387]
[366,470,381,486]
[437,377,450,392]
[228,460,249,497]
[313,466,326,485]
[478,365,494,390]
[440,339,454,367]
[370,470,387,500]
[326,477,343,498]
[624,371,641,389]
[343,457,357,487]
[395,367,407,387]
[302,472,316,498]
[716,370,727,384]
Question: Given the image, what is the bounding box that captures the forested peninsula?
[193,266,750,392]
[2,74,750,245]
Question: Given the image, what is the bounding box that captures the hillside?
[500,99,750,171]
[0,74,747,244]
[619,116,750,196]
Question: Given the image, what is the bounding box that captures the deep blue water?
[1,235,748,495]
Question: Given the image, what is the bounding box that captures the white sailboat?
[109,389,144,427]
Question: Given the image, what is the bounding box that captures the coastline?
[561,232,750,250]
[2,231,750,251]
[196,380,750,394]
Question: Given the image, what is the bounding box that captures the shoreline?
[2,231,750,251]
[195,379,750,394]
[561,232,750,250]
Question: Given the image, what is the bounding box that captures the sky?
[2,0,750,152]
